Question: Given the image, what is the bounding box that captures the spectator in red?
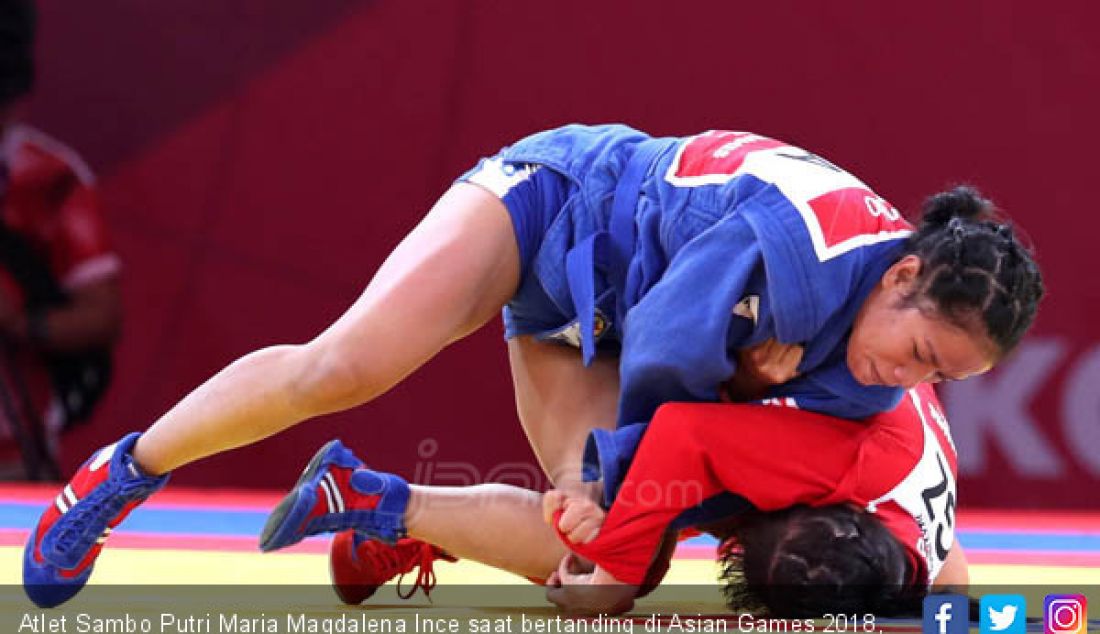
[0,0,122,479]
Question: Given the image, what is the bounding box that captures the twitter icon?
[981,594,1027,634]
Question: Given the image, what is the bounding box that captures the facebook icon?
[925,594,970,634]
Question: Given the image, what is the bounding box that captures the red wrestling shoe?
[23,432,169,607]
[329,530,456,604]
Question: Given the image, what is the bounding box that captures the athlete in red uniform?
[0,0,121,479]
[316,382,964,616]
[0,123,121,474]
[545,384,961,616]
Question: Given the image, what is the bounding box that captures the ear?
[882,254,923,294]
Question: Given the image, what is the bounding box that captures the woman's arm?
[26,278,121,353]
[541,491,637,615]
[545,554,637,616]
[542,491,683,614]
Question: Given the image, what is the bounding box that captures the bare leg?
[507,336,620,493]
[129,173,617,578]
[404,337,621,579]
[405,484,553,578]
[133,184,521,474]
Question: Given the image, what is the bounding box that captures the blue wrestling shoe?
[259,439,410,552]
[23,432,170,608]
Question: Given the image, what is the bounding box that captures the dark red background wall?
[27,1,1100,506]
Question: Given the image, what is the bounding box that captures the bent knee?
[285,343,380,416]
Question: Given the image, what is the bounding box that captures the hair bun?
[920,185,995,228]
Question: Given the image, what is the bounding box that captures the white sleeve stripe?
[4,124,97,185]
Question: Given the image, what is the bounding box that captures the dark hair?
[718,505,924,617]
[902,186,1043,357]
[0,0,35,108]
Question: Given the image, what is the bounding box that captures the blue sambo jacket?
[499,124,914,432]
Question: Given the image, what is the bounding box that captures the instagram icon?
[1045,595,1087,634]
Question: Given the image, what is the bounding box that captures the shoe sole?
[23,524,92,608]
[329,531,379,605]
[259,440,343,552]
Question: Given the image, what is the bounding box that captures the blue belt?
[564,138,677,365]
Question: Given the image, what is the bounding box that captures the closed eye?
[914,341,952,383]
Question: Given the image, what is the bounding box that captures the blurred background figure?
[0,0,121,479]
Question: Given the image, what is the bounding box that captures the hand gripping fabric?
[23,432,170,608]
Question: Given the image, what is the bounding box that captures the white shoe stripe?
[319,478,336,514]
[63,485,78,507]
[54,495,68,514]
[89,442,117,472]
[323,472,345,514]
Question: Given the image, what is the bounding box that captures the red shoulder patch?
[665,131,914,260]
[807,186,913,253]
[667,130,787,185]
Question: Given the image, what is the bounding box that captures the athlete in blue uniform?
[24,124,1042,607]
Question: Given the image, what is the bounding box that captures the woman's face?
[848,255,998,388]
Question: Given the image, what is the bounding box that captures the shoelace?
[396,545,440,600]
[51,486,127,559]
[51,462,160,561]
[353,539,436,600]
